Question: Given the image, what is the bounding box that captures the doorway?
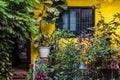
[12,37,30,78]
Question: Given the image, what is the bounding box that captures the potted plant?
[33,0,67,57]
[34,32,54,57]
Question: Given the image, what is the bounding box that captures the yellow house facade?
[31,0,120,64]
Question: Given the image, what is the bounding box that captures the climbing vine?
[0,0,37,79]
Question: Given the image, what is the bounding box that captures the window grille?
[58,6,95,36]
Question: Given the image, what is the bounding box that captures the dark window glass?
[58,7,95,36]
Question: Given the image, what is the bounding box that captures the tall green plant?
[34,0,67,48]
[0,0,37,79]
[93,12,120,68]
[82,6,120,69]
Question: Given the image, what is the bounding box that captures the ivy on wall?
[0,0,37,79]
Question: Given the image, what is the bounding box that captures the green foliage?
[0,0,37,39]
[48,41,101,80]
[48,42,80,80]
[77,12,120,70]
[26,69,32,80]
[0,0,37,79]
[92,12,120,69]
[36,0,67,23]
[46,11,120,80]
[0,53,12,80]
[34,32,55,47]
[36,63,48,74]
[94,4,120,47]
[49,29,75,62]
[44,0,67,23]
[34,0,67,48]
[78,11,120,70]
[46,30,80,79]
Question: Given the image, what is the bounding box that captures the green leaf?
[34,42,39,48]
[35,0,40,4]
[0,1,8,7]
[44,0,53,4]
[58,4,67,10]
[37,16,42,22]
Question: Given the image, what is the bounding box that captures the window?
[58,6,95,36]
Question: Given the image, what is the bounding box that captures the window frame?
[58,6,95,36]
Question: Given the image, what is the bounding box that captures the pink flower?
[36,73,48,80]
[111,63,119,70]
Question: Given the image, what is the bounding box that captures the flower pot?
[79,62,88,70]
[39,47,50,58]
[79,62,86,69]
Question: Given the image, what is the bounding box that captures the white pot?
[39,47,50,57]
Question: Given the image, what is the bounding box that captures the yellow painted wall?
[31,0,120,63]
